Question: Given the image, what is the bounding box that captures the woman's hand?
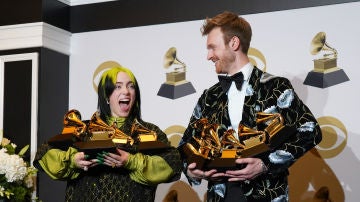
[73,152,97,171]
[100,148,130,168]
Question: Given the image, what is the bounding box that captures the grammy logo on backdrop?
[303,32,349,88]
[157,47,196,99]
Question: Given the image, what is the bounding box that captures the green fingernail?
[97,159,103,164]
[84,154,89,159]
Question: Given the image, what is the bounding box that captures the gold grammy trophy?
[157,47,196,99]
[304,32,349,88]
[48,109,169,158]
[181,113,296,171]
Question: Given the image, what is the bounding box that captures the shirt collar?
[217,63,254,85]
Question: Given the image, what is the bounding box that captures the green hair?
[100,66,136,89]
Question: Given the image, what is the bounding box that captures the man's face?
[206,27,235,74]
[108,72,136,118]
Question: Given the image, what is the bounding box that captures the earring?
[106,99,109,104]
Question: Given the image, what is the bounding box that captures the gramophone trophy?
[304,32,349,88]
[73,111,135,158]
[47,109,88,151]
[157,47,196,99]
[48,110,170,158]
[181,113,296,171]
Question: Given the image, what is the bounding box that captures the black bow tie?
[218,72,244,93]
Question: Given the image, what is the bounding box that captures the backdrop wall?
[69,2,359,201]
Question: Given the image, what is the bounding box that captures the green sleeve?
[38,147,82,180]
[124,153,174,186]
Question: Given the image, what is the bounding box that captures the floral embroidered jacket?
[179,67,322,202]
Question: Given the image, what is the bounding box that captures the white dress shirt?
[227,63,254,135]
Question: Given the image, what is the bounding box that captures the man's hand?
[187,162,225,181]
[225,158,267,181]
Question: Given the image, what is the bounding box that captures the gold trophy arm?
[88,111,134,145]
[131,118,158,142]
[238,124,265,140]
[221,129,245,149]
[256,112,281,124]
[112,127,134,145]
[235,124,269,157]
[192,118,222,159]
[204,125,222,147]
[194,118,221,147]
[256,112,285,138]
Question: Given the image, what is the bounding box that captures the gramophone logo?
[303,32,349,88]
[248,47,267,72]
[157,47,196,99]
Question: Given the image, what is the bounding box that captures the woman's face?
[108,72,136,118]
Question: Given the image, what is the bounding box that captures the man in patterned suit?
[178,11,322,202]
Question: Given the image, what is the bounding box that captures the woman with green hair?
[34,65,182,202]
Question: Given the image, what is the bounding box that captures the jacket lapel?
[241,67,263,128]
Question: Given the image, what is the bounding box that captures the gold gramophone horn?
[195,118,222,157]
[88,111,115,138]
[310,32,337,58]
[256,112,284,138]
[62,109,87,136]
[221,129,244,149]
[238,124,267,145]
[131,118,157,142]
[88,111,134,145]
[163,47,186,71]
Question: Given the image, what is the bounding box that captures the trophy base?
[182,145,244,171]
[239,143,269,158]
[73,140,119,159]
[184,153,245,171]
[48,133,79,151]
[137,141,171,151]
[74,139,171,159]
[157,81,196,99]
[185,153,207,170]
[182,143,207,169]
[303,69,349,88]
[206,157,246,172]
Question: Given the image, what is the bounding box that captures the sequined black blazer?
[179,66,322,201]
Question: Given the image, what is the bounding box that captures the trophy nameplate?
[166,72,185,83]
[304,32,349,88]
[182,113,296,171]
[314,58,337,71]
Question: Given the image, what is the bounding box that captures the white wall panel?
[70,2,360,201]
